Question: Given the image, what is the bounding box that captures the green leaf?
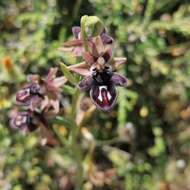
[60,62,78,85]
[53,116,74,129]
[62,85,76,95]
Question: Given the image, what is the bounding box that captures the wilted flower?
[9,110,38,134]
[41,68,66,114]
[43,67,66,96]
[16,67,66,113]
[16,80,43,111]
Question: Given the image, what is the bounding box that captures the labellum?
[10,111,37,133]
[77,55,128,111]
[78,63,121,111]
[91,65,116,111]
[16,82,42,103]
[90,85,117,111]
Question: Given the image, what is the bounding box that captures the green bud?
[81,15,104,38]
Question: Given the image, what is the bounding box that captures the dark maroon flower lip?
[78,66,128,111]
[90,84,117,111]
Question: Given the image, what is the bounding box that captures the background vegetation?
[0,0,190,189]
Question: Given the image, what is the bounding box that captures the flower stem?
[70,89,84,189]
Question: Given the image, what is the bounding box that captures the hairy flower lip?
[78,70,128,111]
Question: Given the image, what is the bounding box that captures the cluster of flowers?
[10,68,66,134]
[9,16,128,133]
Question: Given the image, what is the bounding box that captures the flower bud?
[81,15,104,37]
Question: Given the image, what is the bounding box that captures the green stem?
[71,140,83,190]
[71,89,80,119]
[70,89,84,189]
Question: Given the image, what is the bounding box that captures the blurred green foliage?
[0,0,190,189]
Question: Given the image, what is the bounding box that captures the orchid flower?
[64,35,128,111]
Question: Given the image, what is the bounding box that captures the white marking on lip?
[97,86,112,102]
[107,91,111,100]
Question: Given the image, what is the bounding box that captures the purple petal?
[94,36,104,55]
[73,46,85,57]
[83,52,95,65]
[90,84,117,111]
[46,68,58,82]
[63,39,83,47]
[72,26,81,39]
[78,76,94,91]
[111,74,128,87]
[68,62,90,76]
[113,57,127,68]
[29,96,42,111]
[101,33,114,44]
